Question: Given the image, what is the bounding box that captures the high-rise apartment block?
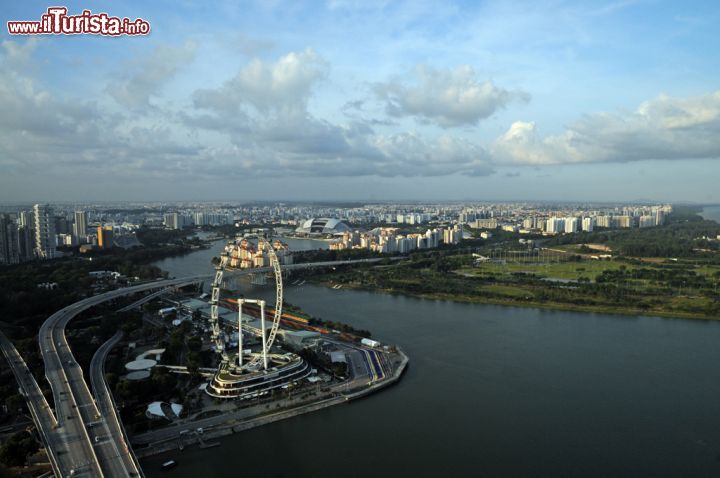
[596,216,611,228]
[73,211,88,243]
[164,213,181,230]
[545,217,565,234]
[33,204,56,259]
[97,225,114,249]
[564,217,579,233]
[0,214,20,265]
[471,218,497,229]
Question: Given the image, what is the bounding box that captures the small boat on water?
[161,460,177,471]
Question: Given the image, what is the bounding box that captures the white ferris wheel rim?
[209,237,283,369]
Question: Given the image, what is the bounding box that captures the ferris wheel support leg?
[238,299,244,369]
[260,299,268,370]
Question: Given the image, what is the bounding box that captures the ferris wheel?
[208,237,283,371]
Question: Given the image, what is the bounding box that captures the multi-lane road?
[89,331,140,476]
[4,257,392,477]
[0,331,65,474]
[38,277,206,477]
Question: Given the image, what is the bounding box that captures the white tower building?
[565,217,579,233]
[33,204,56,259]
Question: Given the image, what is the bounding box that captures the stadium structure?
[294,218,352,237]
[205,238,310,399]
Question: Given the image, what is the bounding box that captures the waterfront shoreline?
[135,273,720,478]
[133,347,409,460]
[317,280,720,322]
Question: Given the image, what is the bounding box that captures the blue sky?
[1,0,719,202]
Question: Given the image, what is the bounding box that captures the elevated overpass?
[0,331,65,475]
[38,277,204,477]
[6,258,390,477]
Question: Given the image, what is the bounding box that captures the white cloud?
[5,38,719,193]
[371,133,491,176]
[108,41,198,110]
[0,40,202,181]
[185,50,492,178]
[193,48,328,114]
[1,38,40,68]
[493,91,720,165]
[373,64,529,127]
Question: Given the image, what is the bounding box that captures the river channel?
[142,236,720,477]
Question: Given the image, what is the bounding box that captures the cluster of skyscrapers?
[0,201,676,265]
[329,225,463,254]
[163,211,233,230]
[0,205,120,264]
[0,205,62,263]
[460,205,671,235]
[222,238,294,269]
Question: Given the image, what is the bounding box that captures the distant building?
[18,210,33,228]
[193,212,231,227]
[97,225,114,249]
[425,228,441,248]
[17,223,34,261]
[596,216,611,228]
[458,211,477,224]
[614,215,633,228]
[295,218,351,236]
[33,204,56,259]
[79,244,98,254]
[443,225,462,245]
[224,238,293,269]
[0,214,20,264]
[564,217,579,233]
[73,211,88,244]
[54,216,70,235]
[58,233,75,247]
[655,209,665,226]
[470,218,497,229]
[164,213,181,230]
[582,217,594,232]
[639,215,655,228]
[545,217,564,234]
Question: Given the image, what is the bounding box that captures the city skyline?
[1,1,720,203]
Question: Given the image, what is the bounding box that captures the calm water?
[701,206,720,223]
[144,246,720,477]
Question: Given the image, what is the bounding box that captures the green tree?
[0,431,38,467]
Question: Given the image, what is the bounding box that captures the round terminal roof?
[126,370,151,380]
[125,359,157,371]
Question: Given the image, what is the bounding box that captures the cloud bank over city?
[1,1,719,202]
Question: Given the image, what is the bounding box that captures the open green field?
[458,259,632,281]
[318,253,720,321]
[459,257,720,283]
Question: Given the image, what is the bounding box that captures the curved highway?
[38,276,206,477]
[9,257,391,477]
[0,331,65,475]
[90,331,144,477]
